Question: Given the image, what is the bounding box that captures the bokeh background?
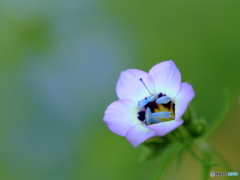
[0,0,239,180]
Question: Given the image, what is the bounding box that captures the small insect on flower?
[103,60,195,147]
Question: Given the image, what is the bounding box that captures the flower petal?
[126,124,156,147]
[116,69,155,102]
[103,99,141,136]
[146,119,183,136]
[149,60,181,99]
[174,82,195,120]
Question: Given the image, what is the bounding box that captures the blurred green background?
[0,0,239,180]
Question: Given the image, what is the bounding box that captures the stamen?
[152,111,174,119]
[147,95,157,102]
[138,99,148,108]
[148,117,162,124]
[145,107,151,122]
[138,95,157,108]
[156,96,171,104]
[145,107,162,125]
[139,78,153,95]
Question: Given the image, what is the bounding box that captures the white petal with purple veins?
[146,119,184,136]
[126,124,156,147]
[149,60,181,99]
[103,99,141,136]
[174,82,195,120]
[116,69,155,102]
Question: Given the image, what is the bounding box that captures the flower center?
[137,93,175,125]
[137,78,175,125]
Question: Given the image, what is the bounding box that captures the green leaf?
[150,142,182,180]
[203,88,231,138]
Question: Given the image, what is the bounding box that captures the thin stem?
[199,141,212,180]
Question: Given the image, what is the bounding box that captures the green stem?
[150,142,182,180]
[199,141,212,180]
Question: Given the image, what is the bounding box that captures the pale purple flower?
[103,60,195,147]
